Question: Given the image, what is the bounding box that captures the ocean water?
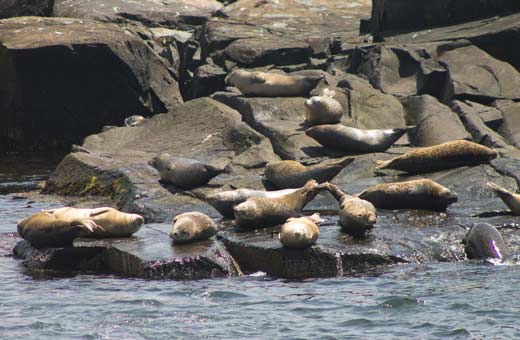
[1,156,519,340]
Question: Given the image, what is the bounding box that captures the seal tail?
[487,182,513,199]
[375,159,392,170]
[324,183,349,202]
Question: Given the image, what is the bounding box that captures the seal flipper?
[487,182,513,199]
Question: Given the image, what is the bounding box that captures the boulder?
[0,17,182,152]
[402,95,470,146]
[0,0,53,18]
[494,100,520,149]
[44,98,280,222]
[54,0,223,30]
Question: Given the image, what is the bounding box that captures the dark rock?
[370,0,520,39]
[43,98,280,222]
[494,100,520,149]
[13,224,240,279]
[402,95,470,146]
[0,17,182,152]
[54,0,223,30]
[185,63,228,99]
[0,0,53,18]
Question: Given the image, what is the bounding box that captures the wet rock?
[494,100,520,149]
[0,0,53,18]
[370,0,520,39]
[0,17,182,152]
[54,0,223,30]
[402,95,470,146]
[43,98,280,222]
[13,224,240,279]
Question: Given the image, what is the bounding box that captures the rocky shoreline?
[3,0,520,280]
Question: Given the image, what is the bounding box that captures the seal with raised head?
[487,182,520,215]
[124,115,146,127]
[42,207,144,238]
[170,212,217,244]
[225,69,323,97]
[17,211,104,248]
[376,140,497,174]
[264,156,354,189]
[305,124,408,153]
[304,88,344,125]
[357,179,458,211]
[326,183,377,236]
[206,187,299,218]
[150,153,227,189]
[462,222,508,260]
[234,179,328,229]
[278,213,323,249]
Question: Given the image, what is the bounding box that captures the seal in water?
[225,69,323,97]
[278,213,323,249]
[304,88,343,125]
[206,187,299,218]
[42,207,144,238]
[124,115,146,127]
[487,182,520,215]
[305,124,408,153]
[326,183,377,236]
[234,179,328,229]
[357,178,458,211]
[264,157,354,189]
[462,222,508,260]
[170,212,217,244]
[376,140,497,174]
[150,153,227,189]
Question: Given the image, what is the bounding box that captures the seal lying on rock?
[357,179,458,211]
[206,188,299,218]
[17,211,104,248]
[124,115,146,127]
[305,124,408,153]
[264,157,354,189]
[225,69,323,97]
[326,183,377,236]
[304,88,343,125]
[462,223,508,260]
[150,153,227,189]
[278,213,323,249]
[234,180,328,229]
[487,182,520,215]
[42,207,144,238]
[170,212,216,244]
[376,140,497,174]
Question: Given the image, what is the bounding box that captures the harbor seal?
[462,223,508,260]
[487,182,520,215]
[42,207,144,238]
[150,153,227,189]
[170,212,217,244]
[206,187,298,218]
[264,156,354,189]
[234,180,328,229]
[326,183,377,236]
[305,124,408,153]
[304,88,343,125]
[376,140,497,174]
[278,213,323,249]
[225,69,323,97]
[357,179,458,211]
[17,211,104,248]
[124,115,146,127]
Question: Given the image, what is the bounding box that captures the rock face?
[0,17,182,151]
[0,0,53,18]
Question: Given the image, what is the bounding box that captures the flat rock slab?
[13,224,240,279]
[0,16,182,151]
[54,0,223,29]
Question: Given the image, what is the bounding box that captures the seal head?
[462,223,508,260]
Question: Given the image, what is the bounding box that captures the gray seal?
[462,223,508,260]
[150,153,227,189]
[305,124,408,153]
[264,156,354,189]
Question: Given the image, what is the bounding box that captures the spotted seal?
[278,213,323,249]
[225,69,323,97]
[264,156,354,189]
[376,140,497,174]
